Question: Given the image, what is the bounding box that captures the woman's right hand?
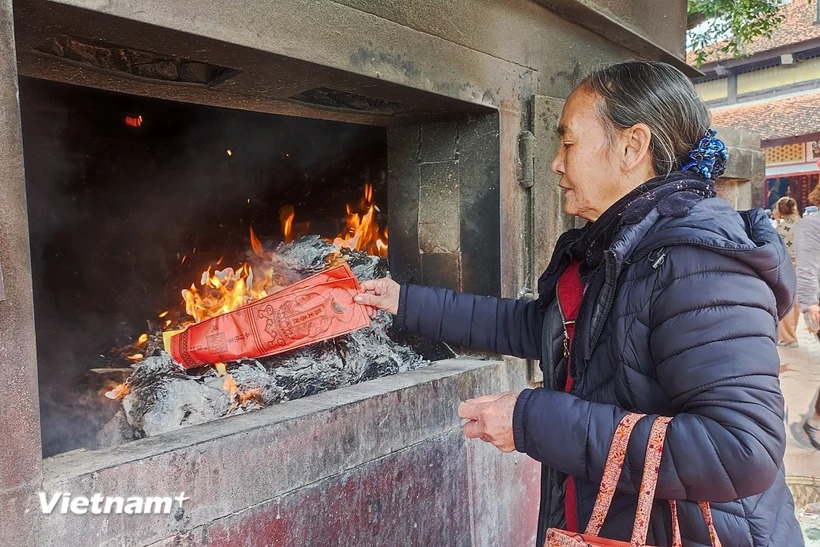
[355,278,401,316]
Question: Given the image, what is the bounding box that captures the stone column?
[713,126,765,210]
[0,2,43,544]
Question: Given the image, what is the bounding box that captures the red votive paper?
[167,263,370,368]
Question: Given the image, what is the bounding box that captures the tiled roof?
[710,90,820,141]
[687,1,820,65]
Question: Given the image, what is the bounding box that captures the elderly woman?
[356,62,801,546]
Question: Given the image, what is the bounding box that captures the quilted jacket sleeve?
[513,248,787,502]
[395,284,544,360]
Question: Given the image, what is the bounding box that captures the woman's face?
[551,88,638,222]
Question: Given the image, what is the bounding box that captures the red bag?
[546,414,722,547]
[166,263,371,368]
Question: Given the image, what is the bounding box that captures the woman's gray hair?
[580,61,711,177]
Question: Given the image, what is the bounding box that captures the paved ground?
[778,317,820,543]
[779,315,820,480]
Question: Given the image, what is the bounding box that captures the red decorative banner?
[168,263,370,368]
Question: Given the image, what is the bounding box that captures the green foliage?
[687,0,789,66]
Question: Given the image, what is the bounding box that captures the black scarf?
[570,172,716,272]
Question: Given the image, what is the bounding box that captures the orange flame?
[170,185,386,333]
[137,333,149,346]
[249,227,266,259]
[104,383,129,399]
[127,353,144,361]
[280,205,295,244]
[333,184,388,257]
[124,115,142,127]
[223,374,239,400]
[222,373,262,405]
[181,262,271,324]
[239,388,262,405]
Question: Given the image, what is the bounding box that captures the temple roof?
[710,90,820,141]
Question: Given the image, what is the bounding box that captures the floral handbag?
[546,414,722,547]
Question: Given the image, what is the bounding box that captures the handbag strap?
[669,500,722,547]
[639,418,722,547]
[585,413,645,536]
[587,414,722,547]
[630,416,672,546]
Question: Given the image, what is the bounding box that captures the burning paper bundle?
[164,262,371,368]
[97,219,433,446]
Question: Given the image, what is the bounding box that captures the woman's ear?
[620,123,653,174]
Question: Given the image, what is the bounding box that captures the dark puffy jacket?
[395,197,803,546]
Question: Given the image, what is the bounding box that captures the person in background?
[767,178,791,210]
[356,61,802,545]
[795,183,820,450]
[764,208,776,228]
[773,196,802,347]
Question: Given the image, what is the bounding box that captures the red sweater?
[557,261,583,532]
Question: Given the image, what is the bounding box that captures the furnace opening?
[19,77,393,456]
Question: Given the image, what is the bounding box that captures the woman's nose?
[551,152,563,175]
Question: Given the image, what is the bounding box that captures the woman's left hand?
[458,392,520,452]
